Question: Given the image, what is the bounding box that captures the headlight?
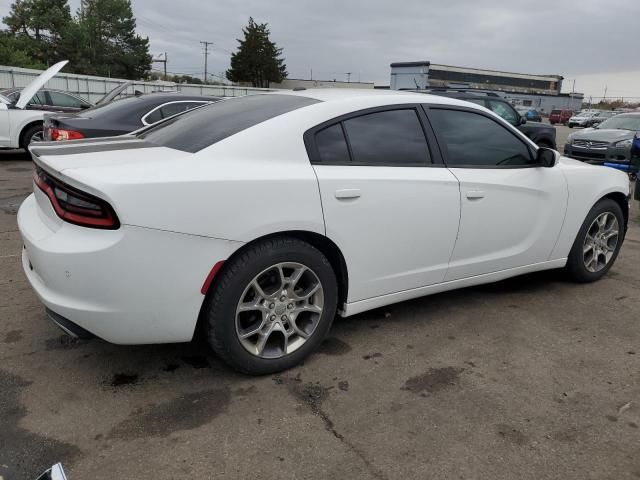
[614,139,633,148]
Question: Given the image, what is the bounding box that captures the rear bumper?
[18,193,243,344]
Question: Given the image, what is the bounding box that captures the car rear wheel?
[203,237,338,375]
[565,199,624,282]
[20,124,44,148]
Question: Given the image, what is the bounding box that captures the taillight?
[34,166,120,229]
[50,128,85,141]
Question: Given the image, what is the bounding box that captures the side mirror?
[519,116,527,125]
[536,147,556,168]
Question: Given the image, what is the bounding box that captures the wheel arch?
[196,230,350,338]
[601,191,629,233]
[19,120,44,148]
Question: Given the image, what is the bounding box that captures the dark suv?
[413,89,557,149]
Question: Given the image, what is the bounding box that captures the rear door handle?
[465,190,485,199]
[335,188,361,199]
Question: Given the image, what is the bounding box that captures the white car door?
[426,106,568,281]
[308,106,461,302]
[0,102,10,147]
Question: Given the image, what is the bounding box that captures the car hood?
[571,128,635,142]
[15,60,68,109]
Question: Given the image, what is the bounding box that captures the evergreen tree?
[226,17,287,88]
[77,0,152,78]
[2,0,151,79]
[3,0,71,65]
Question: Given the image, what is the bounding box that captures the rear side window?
[343,109,430,165]
[316,124,350,163]
[311,108,431,166]
[429,108,534,167]
[48,91,86,108]
[139,94,320,153]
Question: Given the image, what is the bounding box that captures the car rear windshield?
[551,110,561,114]
[138,94,321,153]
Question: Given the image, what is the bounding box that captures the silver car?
[564,113,640,165]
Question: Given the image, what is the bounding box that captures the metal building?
[389,61,582,112]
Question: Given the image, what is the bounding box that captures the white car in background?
[0,61,129,149]
[18,90,630,374]
[0,61,71,149]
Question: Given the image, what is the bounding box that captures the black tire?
[203,237,338,375]
[565,198,624,283]
[20,123,43,149]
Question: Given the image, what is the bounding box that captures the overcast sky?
[2,0,639,99]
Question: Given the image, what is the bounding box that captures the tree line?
[1,1,287,87]
[1,0,152,79]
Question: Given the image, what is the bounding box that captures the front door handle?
[465,190,485,199]
[335,188,361,199]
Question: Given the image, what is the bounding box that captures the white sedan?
[18,90,630,374]
[0,61,69,148]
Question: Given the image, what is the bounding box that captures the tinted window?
[430,109,534,167]
[48,91,86,108]
[315,124,350,163]
[144,108,163,124]
[139,94,320,153]
[31,92,46,105]
[487,100,518,124]
[342,109,430,165]
[160,101,205,118]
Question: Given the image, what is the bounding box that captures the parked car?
[19,90,629,374]
[0,61,70,148]
[564,112,640,167]
[568,111,596,128]
[0,61,131,148]
[516,107,542,122]
[0,87,91,113]
[587,110,617,127]
[549,109,573,125]
[43,92,219,141]
[416,89,556,148]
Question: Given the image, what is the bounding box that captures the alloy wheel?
[582,212,619,273]
[235,262,324,359]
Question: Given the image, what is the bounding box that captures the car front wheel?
[566,199,624,282]
[203,237,338,375]
[20,124,44,148]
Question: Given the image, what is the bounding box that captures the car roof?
[280,88,478,109]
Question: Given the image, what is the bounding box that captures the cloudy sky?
[2,0,639,99]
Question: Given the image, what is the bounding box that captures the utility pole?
[603,85,608,101]
[345,72,352,83]
[200,41,213,84]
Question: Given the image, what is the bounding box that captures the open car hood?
[15,60,68,109]
[95,80,132,106]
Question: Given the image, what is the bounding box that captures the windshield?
[595,115,640,131]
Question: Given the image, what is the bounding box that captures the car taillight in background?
[33,166,120,229]
[48,128,85,141]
